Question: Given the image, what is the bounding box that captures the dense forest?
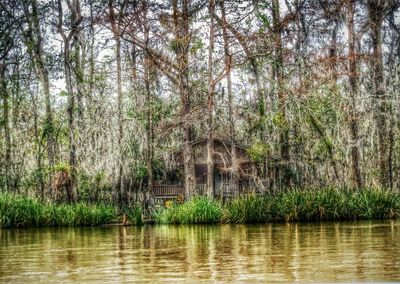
[1,0,400,206]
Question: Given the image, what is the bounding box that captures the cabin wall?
[156,140,254,193]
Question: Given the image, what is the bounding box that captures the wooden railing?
[195,184,206,195]
[154,182,261,199]
[153,185,185,197]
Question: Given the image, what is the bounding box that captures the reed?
[0,193,118,228]
[223,194,273,223]
[154,188,400,224]
[153,196,222,224]
[124,204,143,225]
[1,188,399,227]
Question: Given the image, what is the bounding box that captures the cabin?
[153,138,255,201]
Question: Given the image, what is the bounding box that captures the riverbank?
[1,188,399,228]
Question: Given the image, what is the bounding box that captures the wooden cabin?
[154,138,255,201]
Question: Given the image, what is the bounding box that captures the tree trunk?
[173,0,196,199]
[0,64,11,192]
[220,0,239,196]
[144,28,155,210]
[64,45,77,203]
[109,1,125,205]
[347,0,362,189]
[57,0,81,203]
[30,86,45,199]
[368,1,390,188]
[206,0,216,198]
[22,0,57,168]
[272,0,290,188]
[116,37,125,204]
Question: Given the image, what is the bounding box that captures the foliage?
[224,194,273,223]
[1,188,399,228]
[124,204,143,225]
[269,188,400,222]
[247,142,270,163]
[53,162,71,173]
[154,188,400,224]
[0,193,117,228]
[153,196,222,224]
[76,171,110,202]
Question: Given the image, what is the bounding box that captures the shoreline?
[1,188,400,228]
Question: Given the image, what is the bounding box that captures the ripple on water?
[0,221,399,282]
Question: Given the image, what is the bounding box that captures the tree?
[367,0,395,189]
[56,0,83,202]
[108,0,126,205]
[346,0,362,188]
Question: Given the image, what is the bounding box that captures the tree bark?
[173,0,196,199]
[21,0,57,168]
[30,88,45,199]
[0,64,11,192]
[220,0,239,196]
[347,0,362,189]
[144,15,155,210]
[206,0,216,198]
[109,1,125,205]
[272,0,291,188]
[57,0,81,203]
[368,1,391,188]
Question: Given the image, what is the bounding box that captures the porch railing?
[153,182,263,199]
[153,185,185,197]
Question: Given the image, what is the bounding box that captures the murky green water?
[1,221,399,283]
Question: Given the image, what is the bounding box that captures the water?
[1,221,399,283]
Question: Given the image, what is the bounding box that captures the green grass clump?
[272,188,349,221]
[0,193,44,227]
[224,194,273,223]
[0,193,117,228]
[348,189,400,220]
[152,206,177,224]
[124,204,143,225]
[269,188,400,222]
[153,196,222,224]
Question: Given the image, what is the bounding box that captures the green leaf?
[59,90,68,97]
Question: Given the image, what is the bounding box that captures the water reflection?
[1,221,399,282]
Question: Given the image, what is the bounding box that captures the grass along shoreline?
[1,188,400,228]
[0,193,118,228]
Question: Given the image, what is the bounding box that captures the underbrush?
[0,193,117,228]
[155,188,400,224]
[153,196,222,224]
[1,188,399,227]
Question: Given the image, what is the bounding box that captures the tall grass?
[154,188,400,224]
[0,193,118,228]
[226,188,400,223]
[223,194,273,223]
[153,196,222,224]
[123,204,143,225]
[2,188,399,227]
